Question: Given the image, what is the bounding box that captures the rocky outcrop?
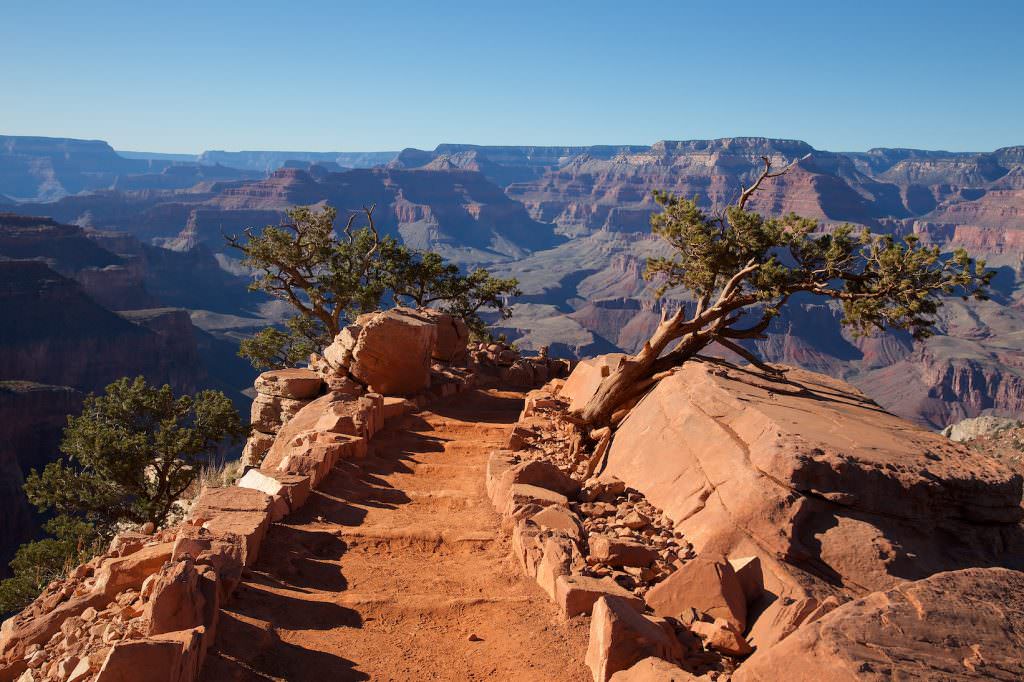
[599,362,1022,608]
[491,359,1024,681]
[0,329,476,681]
[734,568,1024,682]
[323,308,438,395]
[942,415,1021,441]
[240,368,323,466]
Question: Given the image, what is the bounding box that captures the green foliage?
[0,516,101,614]
[238,317,325,370]
[24,377,246,534]
[227,205,403,369]
[646,192,992,340]
[389,249,521,337]
[229,205,521,368]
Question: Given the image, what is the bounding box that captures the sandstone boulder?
[95,626,204,682]
[560,354,627,413]
[249,394,308,434]
[689,618,752,657]
[586,596,683,682]
[535,536,583,600]
[589,536,659,568]
[253,368,323,399]
[602,361,1024,619]
[734,568,1024,681]
[645,554,747,632]
[531,505,584,542]
[556,574,644,619]
[416,308,470,362]
[188,487,273,567]
[239,431,274,467]
[324,307,437,395]
[143,559,210,637]
[609,657,703,681]
[259,392,373,475]
[493,459,580,504]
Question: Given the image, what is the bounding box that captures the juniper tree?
[388,249,521,338]
[24,377,246,532]
[575,158,992,428]
[228,205,400,368]
[229,205,520,368]
[1,377,244,613]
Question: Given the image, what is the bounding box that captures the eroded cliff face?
[0,382,83,576]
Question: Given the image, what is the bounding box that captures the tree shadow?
[203,610,368,682]
[428,389,523,424]
[251,525,350,592]
[227,579,362,631]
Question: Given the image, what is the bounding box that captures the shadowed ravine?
[202,388,590,681]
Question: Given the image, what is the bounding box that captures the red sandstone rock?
[608,657,703,681]
[727,556,764,604]
[239,430,274,467]
[645,554,747,632]
[589,536,659,568]
[560,354,627,413]
[504,484,569,517]
[249,393,309,434]
[511,518,545,577]
[143,560,208,636]
[535,536,582,600]
[416,308,470,362]
[586,595,683,682]
[330,307,438,395]
[531,505,584,542]
[94,541,175,598]
[499,459,580,499]
[253,368,323,399]
[382,396,416,421]
[690,618,752,657]
[486,450,517,502]
[599,360,1024,634]
[556,574,644,619]
[170,526,244,599]
[188,487,273,567]
[734,568,1024,681]
[95,626,204,682]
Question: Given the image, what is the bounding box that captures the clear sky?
[2,0,1021,153]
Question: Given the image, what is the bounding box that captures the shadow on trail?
[428,388,523,424]
[203,610,369,682]
[201,387,526,681]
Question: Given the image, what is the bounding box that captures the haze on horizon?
[2,0,1022,154]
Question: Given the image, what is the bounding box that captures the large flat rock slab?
[601,361,1024,600]
[734,567,1024,682]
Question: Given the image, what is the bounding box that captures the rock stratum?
[1,332,1020,680]
[3,133,1023,431]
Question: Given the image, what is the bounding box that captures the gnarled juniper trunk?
[576,156,991,430]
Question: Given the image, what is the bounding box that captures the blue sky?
[1,0,1020,153]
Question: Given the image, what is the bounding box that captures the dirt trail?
[203,388,591,682]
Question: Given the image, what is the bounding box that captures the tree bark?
[575,307,697,426]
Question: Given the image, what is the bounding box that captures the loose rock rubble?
[470,341,573,387]
[0,306,492,682]
[488,380,749,680]
[488,356,1024,682]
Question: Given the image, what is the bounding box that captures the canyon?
[0,308,1019,681]
[1,132,1023,580]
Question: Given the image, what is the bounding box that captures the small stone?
[467,633,483,642]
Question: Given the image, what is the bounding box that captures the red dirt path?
[202,388,590,681]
